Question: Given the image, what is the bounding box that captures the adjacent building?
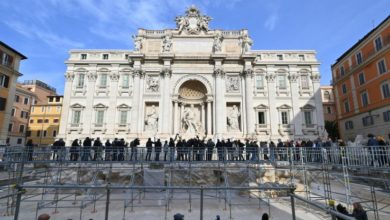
[28,96,63,146]
[332,16,390,141]
[59,6,325,144]
[321,86,336,122]
[7,84,36,146]
[0,41,27,145]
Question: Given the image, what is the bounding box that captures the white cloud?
[3,20,84,49]
[264,13,279,31]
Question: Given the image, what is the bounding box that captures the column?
[289,66,302,136]
[266,66,278,140]
[201,103,205,133]
[173,100,179,134]
[58,71,75,140]
[244,68,255,136]
[138,72,145,133]
[131,71,141,134]
[312,69,325,135]
[214,68,226,137]
[162,68,172,135]
[83,65,97,135]
[207,101,212,135]
[106,65,119,137]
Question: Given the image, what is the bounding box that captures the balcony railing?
[255,124,271,134]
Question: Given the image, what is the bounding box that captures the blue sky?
[1,0,389,94]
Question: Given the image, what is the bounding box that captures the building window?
[361,91,369,107]
[383,111,390,122]
[77,74,85,88]
[0,97,6,111]
[8,123,13,132]
[47,106,51,112]
[278,75,287,89]
[342,83,347,94]
[327,106,332,114]
[0,74,10,88]
[53,119,59,123]
[81,54,87,60]
[277,54,283,60]
[344,100,350,113]
[31,106,34,112]
[356,52,363,65]
[298,55,305,61]
[30,119,34,123]
[15,95,20,102]
[119,111,127,125]
[103,54,109,60]
[300,75,309,89]
[255,75,264,90]
[2,53,13,67]
[43,130,47,137]
[375,37,382,51]
[377,59,387,75]
[44,119,49,123]
[258,111,265,124]
[56,106,61,112]
[96,110,105,125]
[24,97,29,105]
[26,130,31,137]
[362,116,374,126]
[72,110,81,124]
[37,119,43,123]
[345,121,354,130]
[323,91,331,100]
[100,74,108,88]
[53,130,57,137]
[381,82,390,99]
[340,66,345,76]
[11,108,15,117]
[358,72,365,85]
[37,130,41,137]
[41,106,45,112]
[19,125,25,133]
[17,138,22,144]
[122,74,130,88]
[304,111,312,125]
[281,111,289,125]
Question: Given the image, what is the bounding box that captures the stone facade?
[59,6,325,144]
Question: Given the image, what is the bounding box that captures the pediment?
[117,104,131,109]
[254,104,268,109]
[301,104,315,110]
[277,104,291,109]
[70,103,85,109]
[93,103,108,109]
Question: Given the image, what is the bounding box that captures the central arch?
[173,74,213,96]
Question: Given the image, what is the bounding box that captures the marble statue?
[145,105,158,131]
[240,34,253,54]
[182,107,198,135]
[226,76,239,92]
[175,5,212,35]
[227,105,240,131]
[213,32,223,53]
[146,76,159,92]
[162,35,172,52]
[132,35,143,52]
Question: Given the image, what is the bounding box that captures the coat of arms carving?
[175,5,212,35]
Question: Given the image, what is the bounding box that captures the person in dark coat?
[145,138,153,161]
[154,139,162,161]
[206,139,215,161]
[173,213,184,220]
[118,138,125,161]
[112,138,119,161]
[238,140,245,161]
[130,138,140,161]
[51,139,60,160]
[82,137,92,161]
[351,202,368,220]
[26,139,34,161]
[336,204,349,220]
[261,213,269,220]
[163,140,169,161]
[92,137,103,161]
[216,139,223,161]
[169,137,176,162]
[104,139,112,161]
[70,139,80,161]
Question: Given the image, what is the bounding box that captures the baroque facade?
[59,6,325,144]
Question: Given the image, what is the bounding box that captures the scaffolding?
[0,145,389,220]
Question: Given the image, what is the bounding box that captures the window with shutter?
[0,97,6,111]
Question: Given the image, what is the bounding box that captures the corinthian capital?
[65,72,74,82]
[110,72,119,81]
[243,68,254,78]
[214,67,225,78]
[311,73,321,82]
[87,72,98,81]
[160,67,172,78]
[133,68,145,78]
